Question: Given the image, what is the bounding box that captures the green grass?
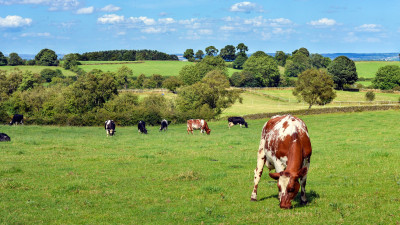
[355,61,400,79]
[78,61,194,77]
[0,110,399,224]
[0,65,77,76]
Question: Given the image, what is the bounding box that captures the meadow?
[1,110,399,224]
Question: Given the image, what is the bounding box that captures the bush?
[365,91,375,101]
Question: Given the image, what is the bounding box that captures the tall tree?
[284,52,312,77]
[243,53,280,87]
[8,53,24,66]
[292,47,310,57]
[205,46,219,56]
[274,51,288,67]
[0,51,8,66]
[183,49,195,62]
[195,50,204,61]
[372,65,400,90]
[116,66,133,89]
[232,53,248,69]
[327,56,358,89]
[293,68,336,109]
[35,48,58,66]
[310,53,331,69]
[220,45,236,61]
[236,43,248,53]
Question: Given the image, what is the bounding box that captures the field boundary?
[224,105,400,120]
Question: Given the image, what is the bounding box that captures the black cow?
[228,116,248,128]
[160,119,168,131]
[138,121,147,134]
[0,133,11,142]
[9,114,23,125]
[105,120,116,136]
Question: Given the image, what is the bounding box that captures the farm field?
[0,65,76,77]
[0,111,399,224]
[355,61,400,79]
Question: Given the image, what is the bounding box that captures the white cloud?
[198,29,213,35]
[220,26,235,31]
[21,32,50,37]
[0,0,81,11]
[97,14,124,24]
[309,18,336,27]
[128,16,156,25]
[158,18,175,24]
[76,6,93,14]
[230,2,259,13]
[0,15,32,28]
[141,27,163,34]
[100,4,121,12]
[356,24,381,32]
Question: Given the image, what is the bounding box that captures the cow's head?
[269,167,307,209]
[206,128,211,135]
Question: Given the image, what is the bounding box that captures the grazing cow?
[105,120,116,136]
[160,119,168,131]
[9,114,23,125]
[138,121,147,134]
[228,116,248,128]
[251,115,312,209]
[0,133,11,142]
[187,119,211,135]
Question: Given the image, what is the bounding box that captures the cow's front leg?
[251,149,266,201]
[300,158,310,204]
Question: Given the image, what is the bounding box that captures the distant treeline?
[78,50,179,61]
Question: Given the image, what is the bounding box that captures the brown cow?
[187,119,211,135]
[250,115,312,209]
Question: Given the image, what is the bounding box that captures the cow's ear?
[297,167,308,178]
[269,172,280,180]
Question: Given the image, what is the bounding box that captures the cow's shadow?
[258,189,319,208]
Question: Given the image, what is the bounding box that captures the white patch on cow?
[278,175,290,201]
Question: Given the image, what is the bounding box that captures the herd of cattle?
[2,113,312,209]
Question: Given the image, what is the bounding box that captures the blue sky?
[1,0,399,55]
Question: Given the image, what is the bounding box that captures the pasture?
[1,110,399,224]
[0,65,76,77]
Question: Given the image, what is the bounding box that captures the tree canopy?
[220,45,236,61]
[327,56,358,89]
[35,49,58,66]
[243,53,280,87]
[372,65,400,90]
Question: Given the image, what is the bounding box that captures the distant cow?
[105,120,116,136]
[251,115,312,209]
[228,116,248,128]
[9,114,23,125]
[160,119,168,131]
[138,121,147,134]
[0,133,11,142]
[187,119,211,135]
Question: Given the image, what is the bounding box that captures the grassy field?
[355,61,399,79]
[78,61,194,77]
[0,65,76,76]
[1,110,399,224]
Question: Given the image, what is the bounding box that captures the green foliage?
[229,71,259,87]
[372,65,400,90]
[310,53,331,69]
[183,49,195,62]
[62,53,81,70]
[365,91,375,101]
[205,46,219,56]
[284,52,312,77]
[232,53,248,69]
[195,50,204,61]
[243,54,280,87]
[80,49,177,61]
[293,68,336,108]
[220,45,236,61]
[35,48,59,66]
[236,43,248,53]
[292,47,310,57]
[179,56,227,85]
[40,68,62,82]
[177,70,242,117]
[19,71,42,91]
[162,76,183,92]
[116,66,132,89]
[275,51,288,67]
[328,56,358,89]
[0,69,23,98]
[7,53,23,66]
[0,51,8,66]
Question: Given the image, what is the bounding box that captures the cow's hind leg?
[300,158,310,204]
[251,147,266,201]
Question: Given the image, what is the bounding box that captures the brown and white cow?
[251,115,312,209]
[187,119,211,135]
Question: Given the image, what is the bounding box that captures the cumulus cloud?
[100,4,121,12]
[309,18,336,27]
[0,0,81,11]
[128,16,156,26]
[97,14,124,24]
[0,15,32,28]
[230,2,259,13]
[158,18,175,24]
[76,6,94,14]
[355,24,381,32]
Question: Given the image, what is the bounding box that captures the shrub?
[365,91,375,101]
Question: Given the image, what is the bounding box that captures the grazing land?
[355,61,400,79]
[0,111,399,224]
[0,65,76,76]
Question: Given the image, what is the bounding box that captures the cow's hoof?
[250,198,257,202]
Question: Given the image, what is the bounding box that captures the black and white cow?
[138,121,147,134]
[160,119,168,131]
[9,114,23,125]
[105,120,116,136]
[0,133,11,142]
[228,116,248,128]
